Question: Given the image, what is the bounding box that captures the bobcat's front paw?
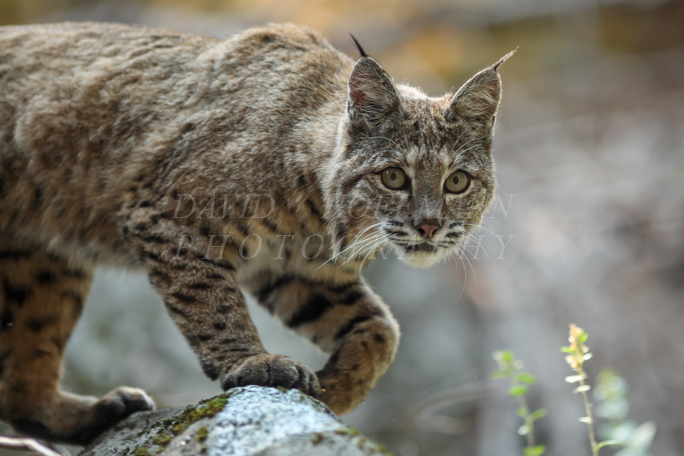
[315,369,366,416]
[94,386,156,421]
[80,387,155,443]
[10,386,155,446]
[220,354,319,398]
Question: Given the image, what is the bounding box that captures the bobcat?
[0,22,509,444]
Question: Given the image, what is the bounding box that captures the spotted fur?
[0,22,508,443]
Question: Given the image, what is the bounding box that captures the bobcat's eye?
[381,167,407,190]
[445,171,470,194]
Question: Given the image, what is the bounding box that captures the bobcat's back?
[0,22,351,264]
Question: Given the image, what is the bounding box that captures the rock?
[81,386,392,456]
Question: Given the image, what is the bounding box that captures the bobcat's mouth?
[394,238,458,251]
[404,241,436,252]
[391,236,464,268]
[380,223,465,267]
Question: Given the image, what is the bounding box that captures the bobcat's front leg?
[253,275,399,414]
[121,210,319,397]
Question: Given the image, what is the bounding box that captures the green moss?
[334,427,361,437]
[168,395,228,436]
[161,418,174,427]
[139,394,229,454]
[133,448,152,456]
[196,425,209,442]
[151,432,173,447]
[191,424,210,454]
[311,433,325,445]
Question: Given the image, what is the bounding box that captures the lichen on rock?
[81,386,392,456]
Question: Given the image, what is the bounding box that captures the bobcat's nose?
[413,219,441,238]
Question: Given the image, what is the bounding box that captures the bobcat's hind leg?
[0,245,154,445]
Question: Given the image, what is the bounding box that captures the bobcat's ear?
[346,53,402,131]
[448,50,515,122]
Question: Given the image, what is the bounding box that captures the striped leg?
[121,210,319,397]
[0,241,154,445]
[252,274,400,415]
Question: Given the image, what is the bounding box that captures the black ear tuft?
[491,48,517,71]
[349,34,368,58]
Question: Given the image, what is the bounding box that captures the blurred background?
[1,0,683,455]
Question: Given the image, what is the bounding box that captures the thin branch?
[0,436,63,456]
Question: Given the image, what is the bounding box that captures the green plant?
[562,324,621,456]
[594,368,656,456]
[492,350,547,456]
[495,325,657,456]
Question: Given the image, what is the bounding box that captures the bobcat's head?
[324,43,512,268]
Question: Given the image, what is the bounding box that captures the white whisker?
[459,242,479,289]
[316,222,385,270]
[451,130,467,151]
[358,233,395,271]
[454,136,477,152]
[343,233,386,265]
[450,244,468,303]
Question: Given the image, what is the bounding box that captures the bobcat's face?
[336,111,496,268]
[324,50,510,268]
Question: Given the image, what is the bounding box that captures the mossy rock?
[81,386,392,456]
